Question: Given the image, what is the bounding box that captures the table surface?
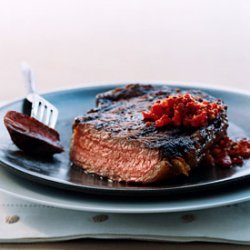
[1,0,250,248]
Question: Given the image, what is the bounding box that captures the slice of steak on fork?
[70,84,228,184]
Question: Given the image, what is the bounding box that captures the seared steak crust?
[70,84,228,183]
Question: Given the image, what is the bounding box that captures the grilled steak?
[70,84,228,184]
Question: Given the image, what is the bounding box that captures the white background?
[1,0,250,101]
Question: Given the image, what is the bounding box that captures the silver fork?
[21,62,58,128]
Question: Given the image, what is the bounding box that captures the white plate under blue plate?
[1,166,250,213]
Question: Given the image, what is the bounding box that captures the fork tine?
[37,103,45,122]
[31,100,39,118]
[43,106,51,125]
[49,109,58,128]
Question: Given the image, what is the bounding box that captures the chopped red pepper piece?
[142,94,223,128]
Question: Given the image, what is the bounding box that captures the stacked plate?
[0,83,250,213]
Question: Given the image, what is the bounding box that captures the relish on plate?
[142,93,223,128]
[204,137,250,168]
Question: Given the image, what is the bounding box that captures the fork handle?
[21,62,37,100]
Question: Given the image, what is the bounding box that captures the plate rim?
[1,81,250,110]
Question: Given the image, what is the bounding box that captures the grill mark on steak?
[70,84,228,183]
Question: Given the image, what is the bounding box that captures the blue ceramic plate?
[0,84,250,198]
